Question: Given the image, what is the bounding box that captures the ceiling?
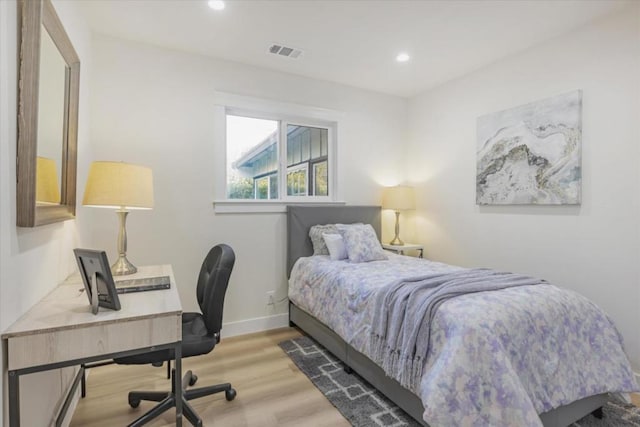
[75,0,631,98]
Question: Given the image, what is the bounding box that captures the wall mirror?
[17,0,80,227]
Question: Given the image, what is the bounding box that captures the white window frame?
[213,92,343,213]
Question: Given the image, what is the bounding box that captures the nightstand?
[382,243,424,258]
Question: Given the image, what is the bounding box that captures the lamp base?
[111,255,137,276]
[389,211,405,246]
[389,237,405,246]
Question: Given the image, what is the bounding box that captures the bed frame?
[286,205,608,427]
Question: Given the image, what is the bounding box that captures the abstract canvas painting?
[476,90,582,205]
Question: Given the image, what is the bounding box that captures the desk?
[2,265,183,427]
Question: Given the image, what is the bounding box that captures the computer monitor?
[73,249,121,313]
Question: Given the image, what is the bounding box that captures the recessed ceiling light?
[208,0,225,11]
[396,52,410,63]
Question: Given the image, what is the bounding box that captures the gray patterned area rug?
[279,336,640,427]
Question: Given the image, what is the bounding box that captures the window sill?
[213,200,346,214]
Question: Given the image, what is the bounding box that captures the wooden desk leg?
[174,344,183,426]
[9,371,20,427]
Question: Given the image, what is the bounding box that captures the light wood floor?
[71,327,639,426]
[71,327,350,427]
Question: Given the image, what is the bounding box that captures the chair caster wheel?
[189,374,198,386]
[225,388,236,401]
[129,398,140,408]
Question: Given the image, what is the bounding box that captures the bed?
[286,205,638,427]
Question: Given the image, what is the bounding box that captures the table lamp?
[83,161,154,275]
[382,185,415,246]
[36,156,61,204]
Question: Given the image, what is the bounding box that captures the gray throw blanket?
[370,268,543,392]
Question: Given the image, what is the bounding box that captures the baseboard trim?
[222,313,289,338]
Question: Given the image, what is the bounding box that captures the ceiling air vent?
[268,44,303,59]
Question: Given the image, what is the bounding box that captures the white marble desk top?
[2,265,182,339]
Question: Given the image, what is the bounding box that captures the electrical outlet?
[266,291,275,306]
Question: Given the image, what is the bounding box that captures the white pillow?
[336,223,388,263]
[322,233,348,261]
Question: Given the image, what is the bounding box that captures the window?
[254,176,269,199]
[252,173,277,200]
[286,164,307,196]
[225,112,334,201]
[226,115,278,199]
[313,161,328,196]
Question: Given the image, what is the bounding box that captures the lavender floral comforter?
[288,253,639,427]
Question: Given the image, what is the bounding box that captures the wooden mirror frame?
[17,0,79,227]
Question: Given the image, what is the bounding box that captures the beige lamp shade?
[83,161,154,209]
[382,185,415,211]
[36,156,61,204]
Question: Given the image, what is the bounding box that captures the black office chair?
[114,244,237,427]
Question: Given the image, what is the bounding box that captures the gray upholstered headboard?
[286,205,381,277]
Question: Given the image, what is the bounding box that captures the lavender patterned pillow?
[336,224,388,263]
[309,224,338,255]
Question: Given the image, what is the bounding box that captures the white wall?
[0,0,93,424]
[407,6,640,371]
[88,35,407,331]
